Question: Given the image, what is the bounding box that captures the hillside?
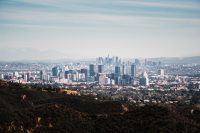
[0,80,200,133]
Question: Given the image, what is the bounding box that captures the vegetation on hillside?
[0,80,200,133]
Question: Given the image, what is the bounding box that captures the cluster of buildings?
[40,57,150,86]
[1,56,200,104]
[0,56,200,90]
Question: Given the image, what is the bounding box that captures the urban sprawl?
[1,56,200,105]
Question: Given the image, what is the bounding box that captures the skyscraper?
[98,65,104,73]
[131,64,136,78]
[81,68,88,81]
[122,74,131,85]
[139,71,149,86]
[139,77,149,86]
[98,73,106,85]
[40,70,43,80]
[64,70,69,79]
[158,69,164,77]
[52,66,60,77]
[27,72,31,82]
[122,62,126,75]
[89,64,95,76]
[115,66,121,77]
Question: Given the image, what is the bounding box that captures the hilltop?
[0,80,200,133]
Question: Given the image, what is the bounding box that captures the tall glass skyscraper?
[115,66,121,77]
[52,66,60,77]
[89,64,95,76]
[131,64,136,78]
[98,65,104,73]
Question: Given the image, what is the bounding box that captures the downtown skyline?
[0,0,200,61]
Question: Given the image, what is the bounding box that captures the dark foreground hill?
[0,80,200,133]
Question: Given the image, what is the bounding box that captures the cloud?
[1,8,200,29]
[0,0,199,59]
[118,0,200,10]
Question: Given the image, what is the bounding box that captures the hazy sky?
[0,0,200,60]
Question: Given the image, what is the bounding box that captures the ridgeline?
[0,80,200,133]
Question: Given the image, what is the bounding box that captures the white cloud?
[1,9,200,29]
[118,0,200,10]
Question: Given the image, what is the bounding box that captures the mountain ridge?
[0,80,200,133]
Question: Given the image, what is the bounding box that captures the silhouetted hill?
[0,80,200,133]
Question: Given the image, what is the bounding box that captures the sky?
[0,0,200,60]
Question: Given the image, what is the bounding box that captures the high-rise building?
[139,71,149,86]
[122,74,131,85]
[40,70,43,80]
[115,56,119,65]
[98,73,106,85]
[114,77,121,85]
[158,69,164,77]
[27,72,31,82]
[81,68,88,80]
[52,66,60,77]
[131,64,136,78]
[23,72,27,82]
[0,74,4,79]
[59,71,64,80]
[13,72,19,78]
[98,65,104,73]
[122,63,126,75]
[105,77,111,85]
[64,70,69,79]
[89,64,95,76]
[139,77,149,86]
[115,66,121,77]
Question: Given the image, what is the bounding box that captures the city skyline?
[0,0,200,61]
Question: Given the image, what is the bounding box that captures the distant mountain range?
[147,56,200,64]
[0,48,199,64]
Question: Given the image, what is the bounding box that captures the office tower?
[79,73,85,82]
[52,66,60,77]
[110,73,115,80]
[23,73,27,82]
[110,79,115,85]
[27,72,31,82]
[72,73,77,81]
[98,65,104,73]
[81,68,88,80]
[59,71,64,80]
[115,66,121,77]
[64,70,69,79]
[115,56,119,65]
[115,77,121,85]
[122,74,131,85]
[98,73,106,85]
[105,77,111,85]
[89,64,95,76]
[97,57,104,64]
[131,64,136,78]
[0,74,4,79]
[139,71,149,86]
[40,70,43,80]
[13,72,19,78]
[158,69,164,77]
[139,77,149,86]
[122,62,126,75]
